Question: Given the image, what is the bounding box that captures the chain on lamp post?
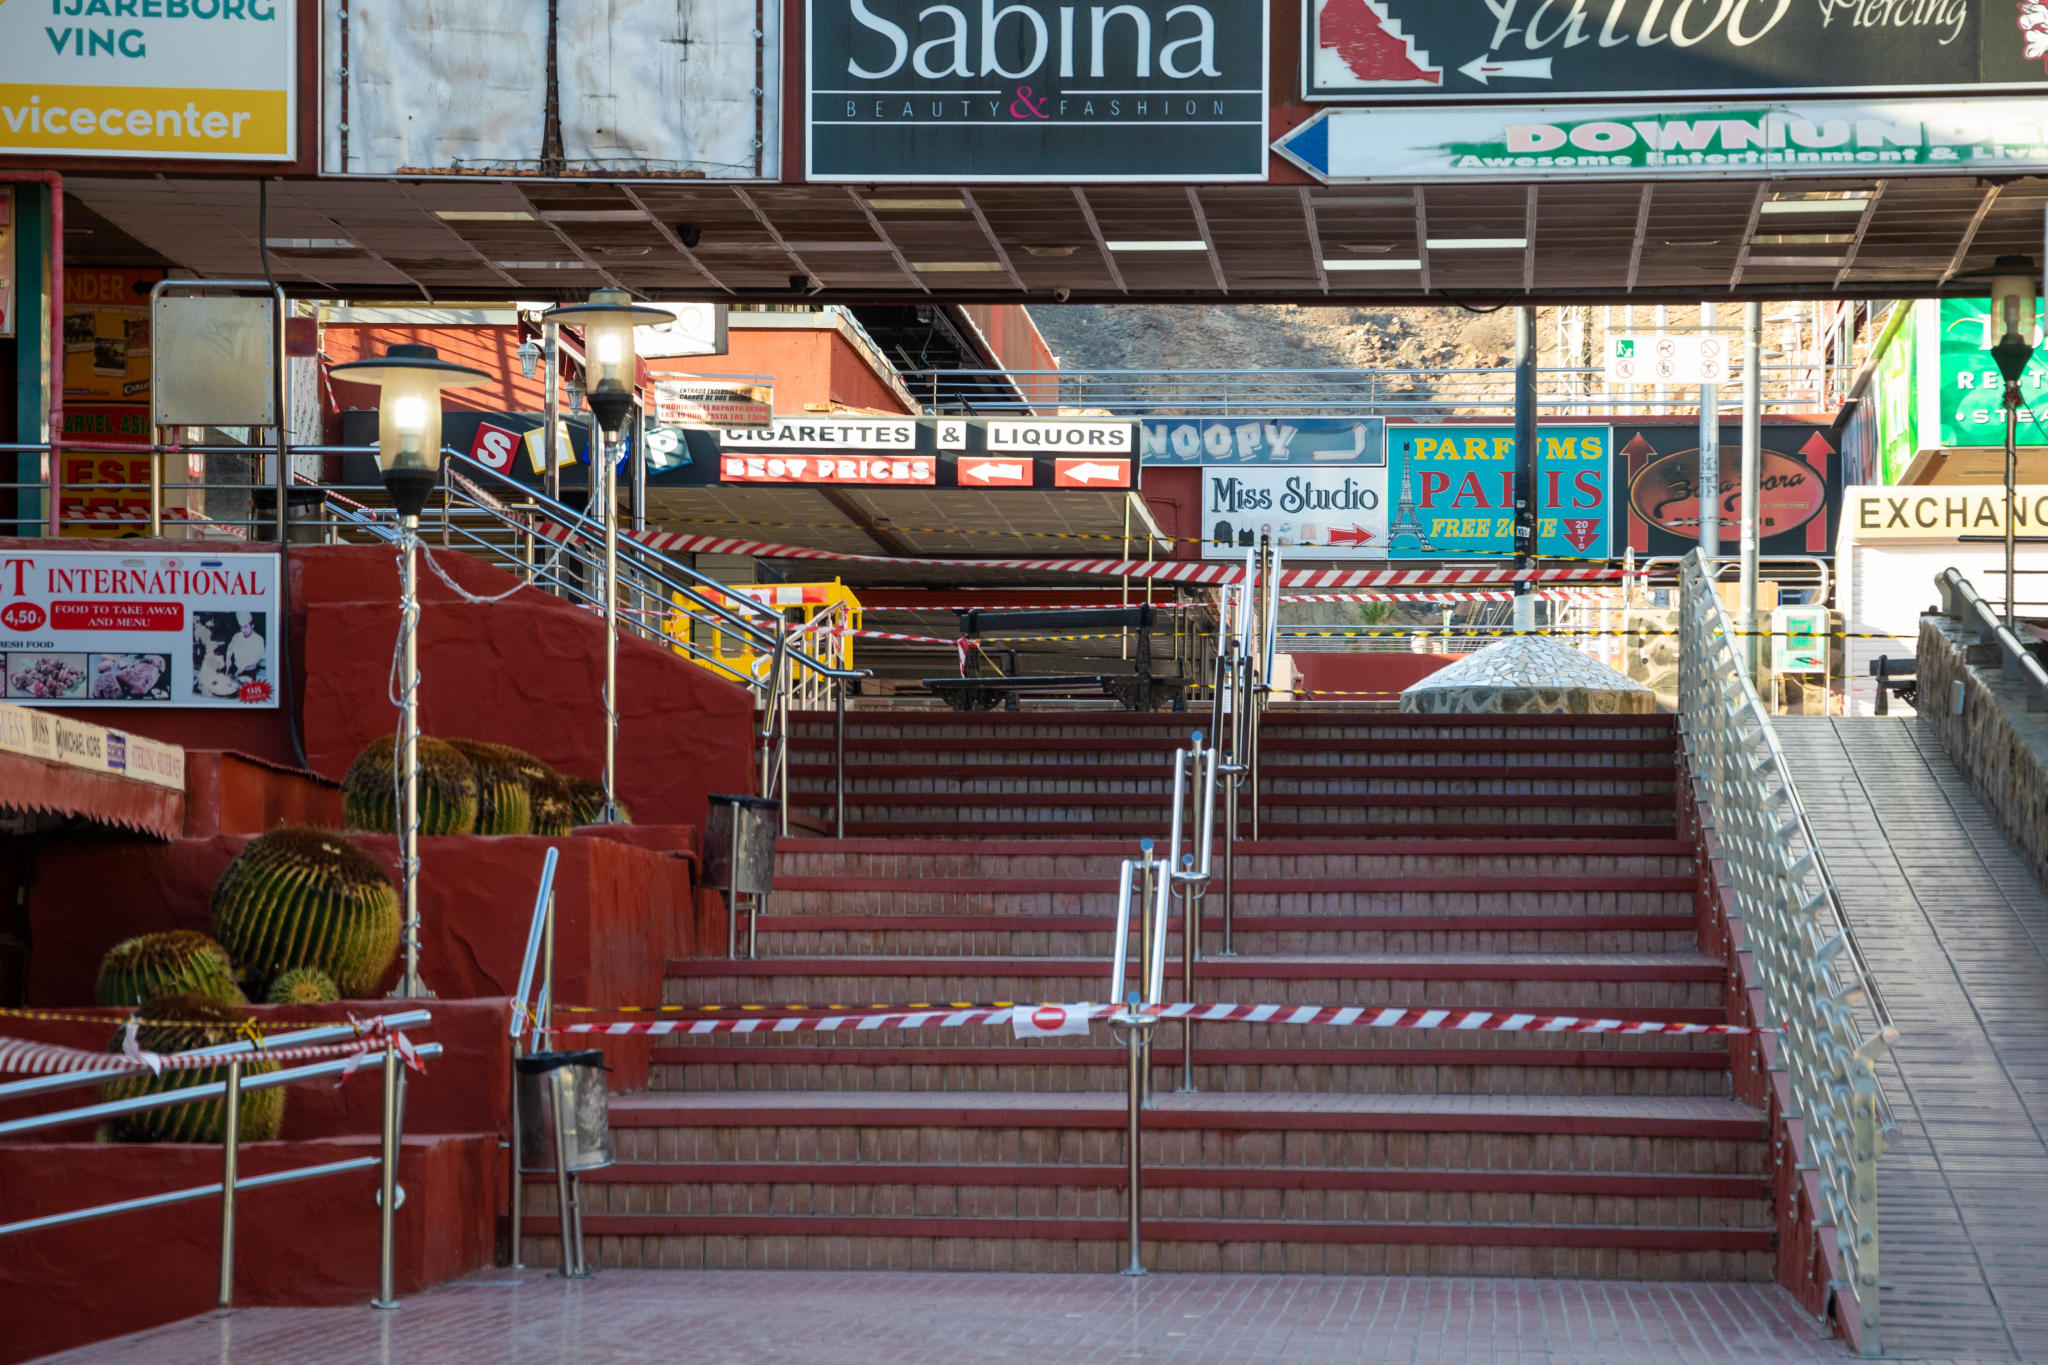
[541,291,675,824]
[1988,256,2038,634]
[326,344,490,998]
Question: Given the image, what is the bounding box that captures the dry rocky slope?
[1027,303,1575,375]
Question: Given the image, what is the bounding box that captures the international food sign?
[0,0,294,160]
[1,551,280,708]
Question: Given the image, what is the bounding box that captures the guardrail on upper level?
[1677,549,1898,1356]
[1936,568,2048,713]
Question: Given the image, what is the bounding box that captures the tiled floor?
[35,1271,1856,1365]
[1778,719,2048,1363]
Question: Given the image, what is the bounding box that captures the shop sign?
[723,418,919,451]
[1201,465,1389,559]
[1386,426,1612,560]
[653,379,773,430]
[1844,484,2048,541]
[1618,424,1839,555]
[1053,457,1130,487]
[1873,302,1924,486]
[1275,98,2048,183]
[806,0,1269,180]
[1140,416,1386,465]
[721,452,938,485]
[63,269,159,404]
[1934,298,2048,448]
[1305,0,2048,102]
[0,0,294,160]
[1,550,279,708]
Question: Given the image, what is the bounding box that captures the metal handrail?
[1167,731,1218,1093]
[1937,569,2048,711]
[1677,550,1896,1355]
[509,848,561,1272]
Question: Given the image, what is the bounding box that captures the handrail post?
[372,1042,401,1309]
[217,1060,241,1308]
[835,677,848,839]
[1137,856,1156,1108]
[1113,988,1154,1278]
[508,1029,525,1269]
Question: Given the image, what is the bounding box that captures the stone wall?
[1917,615,2048,895]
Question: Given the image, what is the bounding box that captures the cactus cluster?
[99,994,285,1144]
[95,930,245,1008]
[446,739,535,836]
[342,735,480,836]
[557,774,629,827]
[264,966,340,1005]
[211,827,401,999]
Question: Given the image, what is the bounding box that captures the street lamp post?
[542,291,673,824]
[1989,257,2038,633]
[326,344,490,998]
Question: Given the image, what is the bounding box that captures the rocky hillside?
[1027,302,1543,375]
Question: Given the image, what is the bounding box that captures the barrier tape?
[534,520,1621,588]
[0,1007,387,1032]
[542,1004,1778,1037]
[0,1024,426,1079]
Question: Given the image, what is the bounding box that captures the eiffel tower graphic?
[1385,454,1433,551]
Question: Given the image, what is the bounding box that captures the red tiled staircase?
[524,712,1773,1278]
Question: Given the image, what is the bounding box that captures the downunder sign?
[1,0,294,160]
[807,0,1269,180]
[1276,97,2048,182]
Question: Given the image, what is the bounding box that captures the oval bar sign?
[1628,447,1826,537]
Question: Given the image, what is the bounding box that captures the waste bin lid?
[708,793,781,811]
[516,1049,609,1075]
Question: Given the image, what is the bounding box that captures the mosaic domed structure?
[1399,634,1658,715]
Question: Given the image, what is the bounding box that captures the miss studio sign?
[807,0,1269,180]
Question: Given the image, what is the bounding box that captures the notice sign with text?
[1202,465,1390,560]
[807,0,1268,180]
[0,0,295,160]
[1,550,279,707]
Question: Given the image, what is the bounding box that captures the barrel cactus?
[211,827,401,998]
[445,739,536,836]
[264,966,340,1005]
[558,775,629,826]
[99,993,284,1144]
[95,931,245,1008]
[342,734,479,836]
[527,773,578,837]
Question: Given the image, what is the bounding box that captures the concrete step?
[791,778,1678,801]
[788,760,1678,781]
[772,836,1697,883]
[517,1090,1771,1277]
[818,812,1678,840]
[791,715,1679,746]
[747,919,1699,958]
[663,952,1727,1016]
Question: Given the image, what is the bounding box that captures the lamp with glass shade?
[325,343,490,998]
[1987,256,2038,632]
[540,291,674,824]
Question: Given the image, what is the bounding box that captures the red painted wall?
[22,831,699,1091]
[1291,652,1455,702]
[652,325,914,415]
[0,1134,498,1365]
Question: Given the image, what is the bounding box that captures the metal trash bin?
[515,1050,613,1173]
[706,793,779,959]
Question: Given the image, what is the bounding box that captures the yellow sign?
[0,85,289,158]
[1843,485,2048,542]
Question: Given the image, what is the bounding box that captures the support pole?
[543,323,561,508]
[372,1043,401,1309]
[601,426,621,823]
[1513,307,1538,628]
[1698,301,1720,559]
[217,1061,241,1308]
[2007,386,2021,632]
[1120,996,1150,1278]
[397,519,423,998]
[1741,301,1763,677]
[508,1035,525,1269]
[1137,859,1155,1109]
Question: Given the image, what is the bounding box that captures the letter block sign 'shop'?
[0,0,294,159]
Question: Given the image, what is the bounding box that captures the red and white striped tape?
[0,1022,425,1078]
[544,1004,1775,1037]
[536,521,1618,589]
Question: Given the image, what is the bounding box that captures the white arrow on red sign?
[964,460,1029,483]
[1056,460,1128,486]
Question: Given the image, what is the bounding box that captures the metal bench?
[922,605,1189,712]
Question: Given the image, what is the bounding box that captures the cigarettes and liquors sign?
[1306,0,2048,101]
[807,0,1269,179]
[0,0,295,159]
[1276,97,2048,182]
[1,550,281,707]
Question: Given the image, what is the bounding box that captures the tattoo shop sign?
[806,0,1269,180]
[1,550,280,707]
[1275,96,2048,182]
[1306,0,2048,101]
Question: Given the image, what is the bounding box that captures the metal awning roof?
[63,174,2048,306]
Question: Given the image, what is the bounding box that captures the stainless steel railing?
[506,848,588,1276]
[1936,568,2048,711]
[1167,731,1218,1093]
[0,1011,441,1311]
[1677,549,1897,1355]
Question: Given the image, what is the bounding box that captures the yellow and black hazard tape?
[1275,627,1909,640]
[0,1006,383,1034]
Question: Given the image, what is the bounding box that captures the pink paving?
[34,1270,1857,1365]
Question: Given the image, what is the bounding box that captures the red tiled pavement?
[31,1271,1861,1365]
